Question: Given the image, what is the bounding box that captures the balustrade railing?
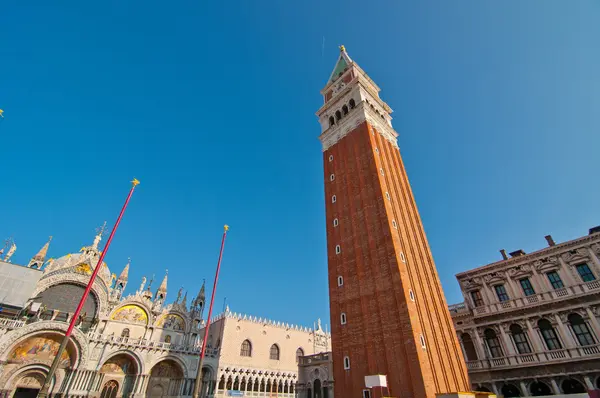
[470,280,600,317]
[0,318,25,329]
[86,332,215,355]
[466,343,600,371]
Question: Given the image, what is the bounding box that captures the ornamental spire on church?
[158,270,168,293]
[28,236,52,269]
[117,258,130,282]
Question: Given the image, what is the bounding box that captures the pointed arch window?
[335,111,342,121]
[296,347,304,363]
[568,313,596,346]
[269,344,280,360]
[343,356,350,369]
[329,116,335,127]
[349,99,356,109]
[240,339,252,357]
[121,328,130,338]
[342,105,349,115]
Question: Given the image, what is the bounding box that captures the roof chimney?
[589,226,600,235]
[500,249,508,260]
[509,249,526,258]
[545,235,556,247]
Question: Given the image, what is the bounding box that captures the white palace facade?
[449,226,600,397]
[0,229,330,398]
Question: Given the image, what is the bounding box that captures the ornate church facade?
[0,230,330,398]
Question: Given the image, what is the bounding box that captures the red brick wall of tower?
[323,121,470,398]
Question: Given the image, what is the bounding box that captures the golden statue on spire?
[339,45,346,52]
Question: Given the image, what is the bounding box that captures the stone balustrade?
[471,280,600,317]
[466,343,600,371]
[86,332,220,356]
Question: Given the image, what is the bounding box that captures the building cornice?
[456,233,600,280]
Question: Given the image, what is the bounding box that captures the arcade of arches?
[475,376,599,396]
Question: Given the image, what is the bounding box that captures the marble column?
[519,381,530,397]
[550,379,561,394]
[585,307,600,341]
[524,319,544,352]
[587,248,600,272]
[554,314,576,348]
[472,329,488,360]
[499,325,516,356]
[584,376,596,390]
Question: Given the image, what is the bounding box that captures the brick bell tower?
[317,46,470,398]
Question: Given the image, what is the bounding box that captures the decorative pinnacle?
[132,178,140,187]
[339,45,346,52]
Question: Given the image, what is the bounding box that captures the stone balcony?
[87,332,219,357]
[466,343,600,371]
[471,280,600,317]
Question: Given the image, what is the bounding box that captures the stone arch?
[31,272,109,317]
[3,364,55,396]
[109,303,150,326]
[155,312,187,331]
[100,350,143,375]
[460,333,478,361]
[0,321,89,366]
[146,359,185,397]
[501,383,521,397]
[529,381,552,396]
[561,378,586,394]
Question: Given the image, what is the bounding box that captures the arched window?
[530,381,552,396]
[538,319,562,350]
[461,333,478,361]
[270,344,280,360]
[343,356,350,369]
[331,195,337,203]
[568,313,596,346]
[500,384,521,398]
[100,380,119,398]
[164,335,172,343]
[335,245,341,254]
[562,379,586,394]
[296,347,304,363]
[349,99,356,109]
[329,116,335,127]
[342,105,349,115]
[484,329,503,358]
[340,313,347,325]
[335,111,342,121]
[510,324,531,354]
[240,339,252,357]
[121,328,130,338]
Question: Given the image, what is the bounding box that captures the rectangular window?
[363,390,371,398]
[541,328,562,350]
[576,264,596,282]
[494,285,509,302]
[546,271,564,289]
[519,278,535,296]
[470,290,484,307]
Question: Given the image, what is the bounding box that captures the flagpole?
[192,225,229,398]
[37,179,140,398]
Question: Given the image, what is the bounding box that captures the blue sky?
[1,1,599,328]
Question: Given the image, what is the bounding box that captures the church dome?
[44,251,113,287]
